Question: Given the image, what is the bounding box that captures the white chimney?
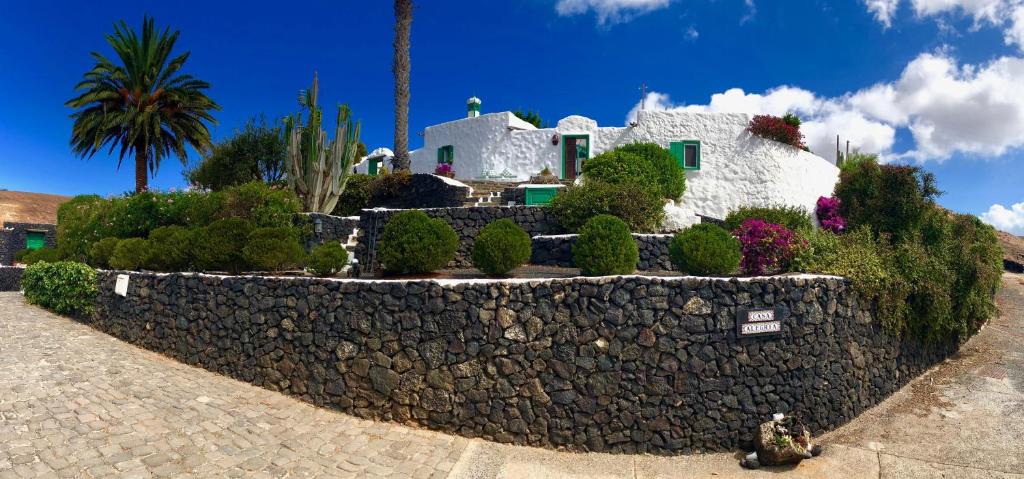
[467,97,481,118]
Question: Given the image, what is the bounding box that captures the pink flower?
[735,219,802,275]
[815,196,846,234]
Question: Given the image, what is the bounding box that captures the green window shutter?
[669,142,685,168]
[671,141,701,170]
[26,231,45,250]
[437,146,454,164]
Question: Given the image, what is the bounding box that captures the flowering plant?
[748,115,805,149]
[735,219,802,275]
[435,163,454,177]
[815,196,846,234]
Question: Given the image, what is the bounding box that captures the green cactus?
[284,73,362,214]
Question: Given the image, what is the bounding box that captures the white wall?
[413,109,839,231]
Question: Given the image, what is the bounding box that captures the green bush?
[834,158,939,240]
[144,226,195,272]
[573,215,638,276]
[378,211,459,275]
[472,219,532,277]
[946,214,1003,334]
[56,194,107,261]
[220,182,302,229]
[88,237,120,268]
[20,248,62,265]
[21,261,97,316]
[723,205,813,233]
[108,238,149,271]
[613,142,686,199]
[307,243,350,277]
[14,249,32,262]
[332,174,375,216]
[549,181,665,233]
[193,218,255,274]
[669,224,741,275]
[242,227,307,272]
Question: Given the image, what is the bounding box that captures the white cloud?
[981,201,1024,234]
[626,51,1024,162]
[685,25,699,39]
[863,0,1024,49]
[864,0,901,27]
[555,0,672,23]
[740,0,757,24]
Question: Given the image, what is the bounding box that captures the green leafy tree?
[185,115,287,190]
[66,16,219,193]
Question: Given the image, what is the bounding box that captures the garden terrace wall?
[531,234,674,271]
[355,206,561,273]
[0,266,23,291]
[92,271,960,454]
[304,213,359,247]
[374,174,471,209]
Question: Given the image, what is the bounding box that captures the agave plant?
[284,73,362,213]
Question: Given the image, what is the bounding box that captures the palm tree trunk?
[135,148,149,193]
[393,0,413,171]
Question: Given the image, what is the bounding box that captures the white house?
[354,147,394,175]
[407,98,840,230]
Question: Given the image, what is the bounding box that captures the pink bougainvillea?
[434,163,453,177]
[815,196,846,234]
[735,219,802,275]
[747,115,805,149]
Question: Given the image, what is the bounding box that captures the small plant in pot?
[435,163,454,178]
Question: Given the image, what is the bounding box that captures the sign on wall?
[114,274,130,297]
[736,307,784,337]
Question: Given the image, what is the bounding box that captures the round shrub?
[724,205,813,233]
[332,174,374,216]
[21,261,97,316]
[145,226,194,272]
[108,238,149,271]
[549,181,665,233]
[193,218,255,274]
[378,211,458,275]
[669,224,741,276]
[88,237,120,268]
[242,227,307,272]
[614,142,686,199]
[21,248,62,265]
[573,215,638,276]
[307,243,349,277]
[472,219,532,277]
[735,219,802,275]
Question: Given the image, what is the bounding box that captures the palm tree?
[392,0,413,171]
[67,16,220,193]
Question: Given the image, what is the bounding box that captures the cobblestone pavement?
[0,293,467,479]
[3,274,1024,478]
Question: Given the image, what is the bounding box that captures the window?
[437,145,454,164]
[670,141,701,170]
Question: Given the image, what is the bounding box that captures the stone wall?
[0,266,24,291]
[531,234,674,271]
[304,213,359,248]
[356,206,561,273]
[91,271,961,455]
[0,222,57,265]
[373,174,471,209]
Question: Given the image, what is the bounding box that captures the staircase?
[460,180,517,207]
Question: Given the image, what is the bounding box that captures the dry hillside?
[997,231,1024,273]
[0,190,71,225]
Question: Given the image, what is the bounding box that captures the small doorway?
[25,231,45,250]
[561,135,590,180]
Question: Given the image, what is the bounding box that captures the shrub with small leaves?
[21,261,97,316]
[20,248,62,265]
[748,114,805,148]
[192,218,255,274]
[724,205,813,233]
[669,224,741,276]
[472,219,532,277]
[242,227,307,272]
[815,196,846,234]
[88,237,120,268]
[549,181,665,233]
[108,238,149,271]
[378,211,458,275]
[735,219,802,275]
[144,226,195,272]
[307,243,349,277]
[573,215,638,276]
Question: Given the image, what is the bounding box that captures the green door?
[368,158,378,176]
[524,187,558,206]
[25,231,45,250]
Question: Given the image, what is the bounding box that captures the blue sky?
[2,0,1024,232]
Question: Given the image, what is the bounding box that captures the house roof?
[0,190,71,225]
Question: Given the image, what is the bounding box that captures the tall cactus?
[285,73,362,213]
